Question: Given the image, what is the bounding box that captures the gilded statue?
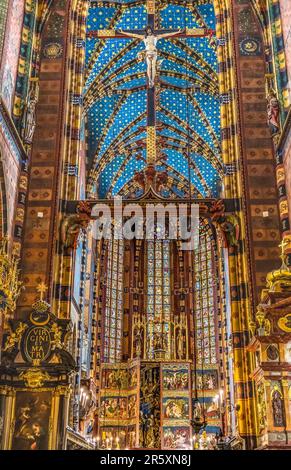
[3,323,28,352]
[176,329,184,360]
[257,383,267,431]
[51,323,63,349]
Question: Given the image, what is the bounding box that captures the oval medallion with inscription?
[24,327,51,363]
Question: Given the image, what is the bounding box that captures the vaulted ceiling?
[84,0,222,199]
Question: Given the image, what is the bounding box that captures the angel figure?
[119,26,182,88]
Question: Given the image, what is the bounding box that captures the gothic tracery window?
[146,239,171,359]
[194,223,218,365]
[103,239,124,363]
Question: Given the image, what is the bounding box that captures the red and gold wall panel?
[233,0,281,301]
[18,0,68,316]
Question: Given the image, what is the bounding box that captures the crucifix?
[86,0,215,173]
[279,238,289,266]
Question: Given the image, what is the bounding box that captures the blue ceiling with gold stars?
[84,0,222,198]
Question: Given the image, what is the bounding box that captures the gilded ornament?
[257,383,267,432]
[19,368,50,388]
[43,42,63,59]
[51,323,63,350]
[0,237,23,317]
[256,306,266,329]
[3,323,28,352]
[266,240,291,292]
[98,29,115,37]
[278,314,291,333]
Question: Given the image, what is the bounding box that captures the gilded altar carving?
[3,323,27,352]
[265,240,291,293]
[257,383,267,432]
[0,237,23,318]
[140,365,160,448]
[19,369,51,388]
[51,323,63,350]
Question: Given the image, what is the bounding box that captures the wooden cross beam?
[86,28,216,39]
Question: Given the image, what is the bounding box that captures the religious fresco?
[11,391,52,450]
[163,426,191,450]
[1,0,290,452]
[0,0,25,113]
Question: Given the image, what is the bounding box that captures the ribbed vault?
[84,0,222,198]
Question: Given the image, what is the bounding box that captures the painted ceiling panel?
[85,0,222,198]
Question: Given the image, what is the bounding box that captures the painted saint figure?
[119,26,182,88]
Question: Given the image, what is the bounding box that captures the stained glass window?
[146,239,171,359]
[104,239,124,363]
[194,223,217,365]
[0,1,9,56]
